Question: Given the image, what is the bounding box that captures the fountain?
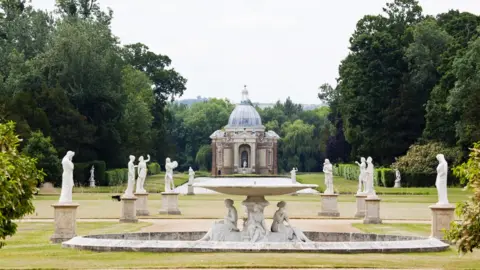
[62,177,449,253]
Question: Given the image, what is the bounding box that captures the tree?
[447,142,480,253]
[195,144,212,171]
[280,120,316,171]
[22,131,61,185]
[0,121,44,248]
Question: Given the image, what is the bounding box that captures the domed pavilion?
[210,86,280,176]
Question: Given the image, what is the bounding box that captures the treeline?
[0,0,186,183]
[164,98,337,173]
[319,0,480,178]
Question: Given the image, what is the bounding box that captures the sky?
[31,0,480,104]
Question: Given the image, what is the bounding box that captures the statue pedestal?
[318,194,340,217]
[50,203,80,243]
[120,196,138,223]
[134,193,149,216]
[187,185,195,195]
[429,204,455,240]
[364,197,382,224]
[354,194,367,218]
[394,181,401,188]
[159,192,181,215]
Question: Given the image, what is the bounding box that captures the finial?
[241,85,249,104]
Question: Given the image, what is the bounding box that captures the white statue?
[245,203,268,242]
[164,157,178,192]
[188,167,195,185]
[394,169,401,188]
[124,155,137,197]
[365,156,376,197]
[290,167,298,183]
[243,160,247,168]
[323,159,334,194]
[135,154,150,193]
[355,157,366,194]
[198,199,239,241]
[435,154,449,205]
[271,201,310,242]
[59,151,75,204]
[89,165,95,187]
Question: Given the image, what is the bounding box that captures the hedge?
[147,162,161,175]
[73,160,106,186]
[333,163,460,187]
[106,168,129,186]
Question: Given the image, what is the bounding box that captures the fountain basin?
[193,177,317,196]
[62,231,449,253]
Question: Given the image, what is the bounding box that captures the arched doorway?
[239,144,251,168]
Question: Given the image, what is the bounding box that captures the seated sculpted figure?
[271,201,311,242]
[198,199,239,241]
[246,203,269,242]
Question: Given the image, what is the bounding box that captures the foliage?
[195,144,212,171]
[147,162,161,175]
[392,142,463,174]
[22,131,61,185]
[0,121,45,248]
[105,168,128,186]
[73,160,106,186]
[446,142,480,253]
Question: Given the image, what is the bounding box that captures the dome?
[227,104,262,127]
[226,85,262,128]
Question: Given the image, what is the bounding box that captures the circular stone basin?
[193,177,317,196]
[62,231,449,253]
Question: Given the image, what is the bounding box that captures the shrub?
[333,164,359,180]
[147,162,161,175]
[0,121,45,248]
[22,131,61,186]
[393,142,463,174]
[73,161,107,186]
[106,168,128,186]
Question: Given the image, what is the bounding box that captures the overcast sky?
[31,0,480,104]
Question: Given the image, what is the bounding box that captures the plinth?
[187,185,195,195]
[318,193,340,217]
[159,192,181,215]
[50,203,80,243]
[354,194,367,218]
[120,196,138,223]
[364,196,382,224]
[134,193,149,216]
[429,204,455,240]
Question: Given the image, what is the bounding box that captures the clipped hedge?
[399,170,459,187]
[73,160,106,186]
[147,162,161,175]
[106,168,128,186]
[333,164,359,180]
[333,164,395,187]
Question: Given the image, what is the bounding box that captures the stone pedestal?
[187,185,195,195]
[50,203,80,243]
[134,193,149,216]
[159,192,181,215]
[354,194,367,218]
[364,197,382,224]
[120,196,138,223]
[429,204,455,240]
[318,194,340,217]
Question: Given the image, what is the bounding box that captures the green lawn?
[353,223,432,237]
[2,222,480,269]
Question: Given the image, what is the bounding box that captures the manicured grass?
[2,222,480,269]
[353,223,431,237]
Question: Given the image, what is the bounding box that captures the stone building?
[210,86,280,176]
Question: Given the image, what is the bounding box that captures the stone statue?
[89,165,95,187]
[245,203,268,242]
[188,167,195,185]
[243,160,247,169]
[124,155,137,198]
[135,154,150,193]
[365,156,376,197]
[355,157,366,194]
[323,159,334,194]
[290,167,298,183]
[394,169,401,188]
[164,157,178,192]
[271,201,310,242]
[59,151,75,204]
[198,199,239,241]
[435,154,449,205]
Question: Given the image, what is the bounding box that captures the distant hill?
[176,96,325,110]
